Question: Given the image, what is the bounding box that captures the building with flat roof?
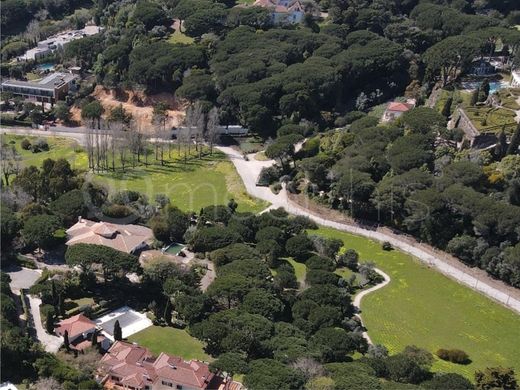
[1,72,77,104]
[17,25,102,61]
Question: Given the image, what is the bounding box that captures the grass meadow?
[314,226,520,380]
[128,326,211,362]
[2,134,267,213]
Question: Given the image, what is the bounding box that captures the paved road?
[3,127,519,314]
[5,267,62,352]
[1,125,87,145]
[6,267,41,291]
[353,269,391,344]
[216,146,520,315]
[27,295,62,353]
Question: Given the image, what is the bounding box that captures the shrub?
[382,241,393,251]
[111,190,141,205]
[337,249,359,270]
[21,138,31,150]
[257,166,281,186]
[306,255,335,271]
[436,349,469,364]
[305,269,340,286]
[272,183,282,193]
[102,204,134,219]
[34,138,49,151]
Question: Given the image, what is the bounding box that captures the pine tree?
[113,320,122,341]
[64,330,70,351]
[507,123,520,155]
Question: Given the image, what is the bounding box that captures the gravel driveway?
[6,267,41,292]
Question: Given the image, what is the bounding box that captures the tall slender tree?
[64,330,70,351]
[507,123,520,155]
[113,320,122,341]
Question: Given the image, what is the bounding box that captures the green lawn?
[271,258,307,287]
[2,135,267,213]
[314,226,520,380]
[1,134,87,169]
[286,258,306,285]
[335,267,355,280]
[93,150,267,213]
[168,29,194,45]
[64,297,95,315]
[435,88,472,114]
[128,326,211,362]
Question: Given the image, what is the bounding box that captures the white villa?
[17,25,102,61]
[253,0,305,24]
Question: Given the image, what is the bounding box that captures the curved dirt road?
[216,146,520,315]
[353,269,391,344]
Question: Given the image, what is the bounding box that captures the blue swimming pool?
[461,80,508,94]
[36,63,54,71]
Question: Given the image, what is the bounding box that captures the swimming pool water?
[164,243,185,255]
[36,63,54,71]
[461,80,507,94]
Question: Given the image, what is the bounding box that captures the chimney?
[78,216,82,223]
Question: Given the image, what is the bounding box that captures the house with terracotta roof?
[66,218,154,254]
[381,99,416,123]
[97,341,232,390]
[55,314,110,351]
[253,0,305,24]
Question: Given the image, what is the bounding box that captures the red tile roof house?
[55,314,111,352]
[381,100,416,123]
[66,218,154,255]
[97,341,233,390]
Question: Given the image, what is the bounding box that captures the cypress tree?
[470,88,479,106]
[441,96,453,118]
[507,124,520,155]
[64,330,70,351]
[495,129,508,159]
[92,329,98,348]
[478,80,490,102]
[163,299,172,325]
[51,280,57,306]
[58,293,65,317]
[113,320,122,341]
[46,311,54,333]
